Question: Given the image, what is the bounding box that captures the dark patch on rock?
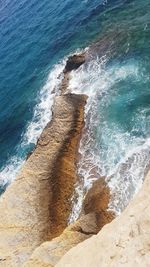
[64,54,85,73]
[50,94,87,238]
[83,178,115,230]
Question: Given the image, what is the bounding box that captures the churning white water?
[0,60,66,189]
[68,55,150,223]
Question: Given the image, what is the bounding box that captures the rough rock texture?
[23,213,99,267]
[50,94,87,238]
[23,179,115,267]
[61,53,86,94]
[0,94,86,267]
[60,72,70,95]
[56,171,150,267]
[1,51,148,267]
[64,54,85,73]
[83,178,115,230]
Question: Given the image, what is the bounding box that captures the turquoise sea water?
[0,0,150,215]
[68,0,150,219]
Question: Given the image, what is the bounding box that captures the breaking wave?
[69,55,150,222]
[0,60,66,191]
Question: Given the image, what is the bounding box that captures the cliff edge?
[0,93,86,267]
[56,170,150,267]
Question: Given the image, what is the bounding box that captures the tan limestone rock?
[0,94,86,267]
[23,213,99,267]
[23,178,115,267]
[56,171,150,267]
[83,178,115,230]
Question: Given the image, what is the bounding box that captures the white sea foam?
[0,48,86,191]
[68,56,150,223]
[0,157,24,190]
[24,61,66,144]
[107,137,150,213]
[0,59,66,189]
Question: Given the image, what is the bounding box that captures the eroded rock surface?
[83,178,115,230]
[23,213,99,267]
[64,54,86,73]
[0,51,148,267]
[61,53,86,94]
[0,94,86,267]
[56,171,150,267]
[22,178,115,267]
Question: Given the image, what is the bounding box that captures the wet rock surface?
[64,54,86,73]
[61,53,86,94]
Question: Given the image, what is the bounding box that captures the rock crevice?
[56,171,150,267]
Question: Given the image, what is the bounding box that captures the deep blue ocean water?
[0,0,105,168]
[0,0,110,189]
[0,0,150,215]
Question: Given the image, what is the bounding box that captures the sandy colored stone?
[56,171,150,267]
[50,94,87,238]
[23,179,115,267]
[0,94,86,267]
[23,213,99,267]
[83,178,115,230]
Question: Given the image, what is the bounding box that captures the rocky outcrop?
[1,51,148,267]
[64,54,86,73]
[83,178,115,230]
[23,213,99,267]
[56,170,150,267]
[0,94,86,267]
[23,178,115,267]
[61,53,86,94]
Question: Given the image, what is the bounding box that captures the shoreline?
[0,93,87,267]
[0,51,148,267]
[0,53,114,267]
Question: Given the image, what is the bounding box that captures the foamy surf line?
[0,48,86,192]
[68,55,150,223]
[0,59,67,191]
